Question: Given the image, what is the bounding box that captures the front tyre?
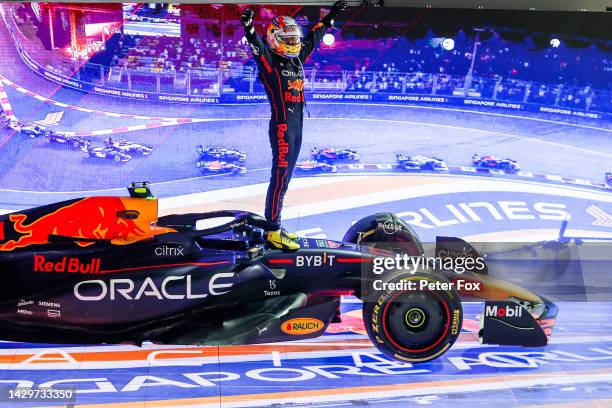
[363,273,462,363]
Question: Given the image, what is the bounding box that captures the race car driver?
[241,1,348,250]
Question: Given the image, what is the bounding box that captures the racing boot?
[267,229,300,251]
[280,226,298,241]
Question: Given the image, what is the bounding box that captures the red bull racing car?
[196,160,247,175]
[295,160,337,174]
[105,138,154,156]
[196,145,247,163]
[472,153,520,172]
[45,131,91,149]
[0,182,558,362]
[82,145,132,162]
[311,147,360,164]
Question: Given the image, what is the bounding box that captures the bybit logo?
[296,253,335,267]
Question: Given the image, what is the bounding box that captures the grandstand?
[4,2,611,112]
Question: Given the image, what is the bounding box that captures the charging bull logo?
[287,79,304,92]
[0,197,154,252]
[285,79,305,103]
[274,16,286,29]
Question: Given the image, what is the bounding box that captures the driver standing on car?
[241,1,348,251]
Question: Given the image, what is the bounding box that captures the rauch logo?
[281,318,324,335]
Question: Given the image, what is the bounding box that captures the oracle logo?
[74,273,235,301]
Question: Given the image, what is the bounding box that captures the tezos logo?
[485,304,523,318]
[281,318,324,335]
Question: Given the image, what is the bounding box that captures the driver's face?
[277,24,301,46]
[281,35,301,45]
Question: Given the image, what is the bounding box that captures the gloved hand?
[323,1,348,27]
[329,0,349,18]
[240,9,255,28]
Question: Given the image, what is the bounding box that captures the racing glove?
[322,1,348,27]
[241,9,256,37]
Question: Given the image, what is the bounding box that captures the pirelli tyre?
[363,273,463,363]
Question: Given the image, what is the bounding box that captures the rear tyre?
[363,273,462,363]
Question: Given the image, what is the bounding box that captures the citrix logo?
[485,304,523,318]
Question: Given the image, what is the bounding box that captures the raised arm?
[299,1,348,62]
[241,9,274,74]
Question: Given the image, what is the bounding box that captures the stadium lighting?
[550,38,561,48]
[323,33,335,46]
[442,38,455,50]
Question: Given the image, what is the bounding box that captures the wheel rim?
[382,289,450,353]
[405,307,427,329]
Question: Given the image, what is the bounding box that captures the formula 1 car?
[472,154,520,172]
[311,147,359,164]
[45,132,91,149]
[0,116,21,132]
[396,154,448,171]
[606,172,612,187]
[197,145,247,163]
[196,160,246,175]
[19,123,47,139]
[0,120,44,137]
[0,182,558,363]
[106,138,154,156]
[294,160,337,174]
[82,146,131,162]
